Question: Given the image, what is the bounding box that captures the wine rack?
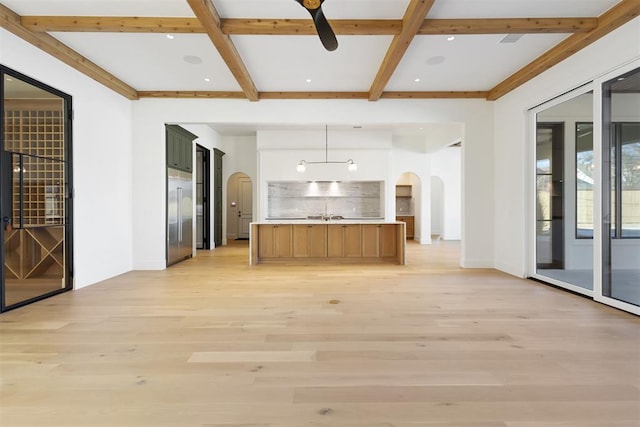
[4,227,64,280]
[3,101,66,281]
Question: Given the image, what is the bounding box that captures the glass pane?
[603,67,640,307]
[620,123,640,238]
[2,72,69,309]
[535,92,593,291]
[576,122,594,238]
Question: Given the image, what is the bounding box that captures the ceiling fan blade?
[294,0,338,51]
[309,6,338,51]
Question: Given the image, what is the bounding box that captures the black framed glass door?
[1,66,73,312]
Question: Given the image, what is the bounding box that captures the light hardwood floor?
[1,240,639,427]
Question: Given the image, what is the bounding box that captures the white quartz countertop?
[253,219,404,225]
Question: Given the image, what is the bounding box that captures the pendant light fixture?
[296,125,357,172]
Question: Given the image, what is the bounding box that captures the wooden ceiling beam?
[418,17,598,34]
[222,19,403,35]
[381,91,489,99]
[0,4,138,100]
[21,16,596,36]
[259,92,369,100]
[185,0,258,102]
[368,0,436,102]
[137,91,487,100]
[137,91,247,99]
[487,0,640,101]
[21,16,204,33]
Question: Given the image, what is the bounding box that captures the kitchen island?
[249,220,406,266]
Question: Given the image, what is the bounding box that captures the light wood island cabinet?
[257,224,292,258]
[362,224,398,258]
[251,222,405,265]
[293,224,327,258]
[327,224,362,258]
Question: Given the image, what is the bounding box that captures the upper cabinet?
[166,125,197,172]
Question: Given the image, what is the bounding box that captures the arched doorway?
[226,172,253,241]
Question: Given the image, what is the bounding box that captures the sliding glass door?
[532,90,594,294]
[602,67,640,308]
[1,66,73,311]
[530,64,640,314]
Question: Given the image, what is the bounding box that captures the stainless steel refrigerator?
[167,167,193,266]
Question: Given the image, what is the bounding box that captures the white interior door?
[238,177,252,239]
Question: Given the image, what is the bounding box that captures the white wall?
[431,146,462,240]
[493,17,640,277]
[257,129,394,220]
[1,29,134,289]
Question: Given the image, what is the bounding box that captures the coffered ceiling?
[1,0,638,103]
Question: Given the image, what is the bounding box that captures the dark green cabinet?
[166,125,196,172]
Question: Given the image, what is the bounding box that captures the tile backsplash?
[267,181,383,218]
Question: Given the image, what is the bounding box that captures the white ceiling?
[0,0,625,137]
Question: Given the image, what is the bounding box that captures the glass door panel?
[533,91,594,293]
[1,68,72,311]
[4,153,66,306]
[603,67,640,307]
[536,123,564,271]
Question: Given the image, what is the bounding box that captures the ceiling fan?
[294,0,338,51]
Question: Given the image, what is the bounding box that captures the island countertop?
[255,218,403,225]
[249,221,406,266]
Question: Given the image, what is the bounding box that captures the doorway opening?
[195,145,210,249]
[226,173,253,241]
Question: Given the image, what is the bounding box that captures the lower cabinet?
[258,224,292,258]
[362,224,397,258]
[293,224,327,257]
[396,216,414,240]
[327,224,362,258]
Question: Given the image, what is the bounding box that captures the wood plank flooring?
[1,240,639,426]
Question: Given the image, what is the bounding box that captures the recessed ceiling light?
[166,34,174,40]
[617,77,625,81]
[414,78,421,83]
[204,78,211,82]
[6,77,13,82]
[447,36,455,41]
[426,56,446,66]
[183,55,203,65]
[306,78,312,83]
